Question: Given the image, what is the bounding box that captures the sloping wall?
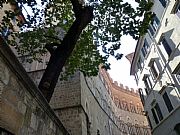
[0,37,69,135]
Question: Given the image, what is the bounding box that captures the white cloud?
[108,35,137,89]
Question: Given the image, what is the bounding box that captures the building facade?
[0,2,25,37]
[0,37,69,135]
[99,68,151,134]
[1,1,151,135]
[130,0,180,135]
[25,58,151,135]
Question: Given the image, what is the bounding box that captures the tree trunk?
[38,6,93,102]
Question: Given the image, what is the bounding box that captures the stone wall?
[50,72,82,135]
[49,71,122,135]
[49,69,151,135]
[26,62,151,135]
[0,37,69,135]
[80,74,121,135]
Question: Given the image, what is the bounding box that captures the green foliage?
[93,0,153,59]
[62,24,107,79]
[0,0,153,77]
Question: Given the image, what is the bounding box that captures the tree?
[0,0,153,102]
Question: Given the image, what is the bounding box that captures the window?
[141,39,150,58]
[152,15,160,31]
[151,108,159,124]
[151,103,164,124]
[148,15,160,36]
[134,72,139,84]
[148,25,155,36]
[162,91,173,112]
[138,88,145,105]
[141,48,146,58]
[176,73,180,83]
[143,75,152,95]
[159,0,167,8]
[149,60,160,80]
[172,63,180,83]
[151,62,159,78]
[137,56,144,70]
[137,58,141,69]
[175,3,180,18]
[155,103,163,121]
[161,37,172,57]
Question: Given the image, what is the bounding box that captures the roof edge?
[130,36,144,75]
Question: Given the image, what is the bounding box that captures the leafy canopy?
[0,0,153,77]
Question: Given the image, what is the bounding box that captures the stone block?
[0,99,23,134]
[18,101,27,115]
[30,113,38,131]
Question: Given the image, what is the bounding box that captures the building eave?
[130,36,144,75]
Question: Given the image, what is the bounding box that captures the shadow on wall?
[139,84,180,134]
[0,127,14,135]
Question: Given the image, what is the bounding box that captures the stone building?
[99,68,151,134]
[27,67,151,135]
[1,1,151,135]
[130,0,180,135]
[0,37,69,135]
[22,53,151,135]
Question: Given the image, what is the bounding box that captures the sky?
[107,35,138,89]
[21,0,139,89]
[106,0,139,89]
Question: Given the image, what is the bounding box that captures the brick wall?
[99,68,149,126]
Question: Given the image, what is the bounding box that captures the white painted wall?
[131,0,180,135]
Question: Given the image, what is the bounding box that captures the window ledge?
[148,58,158,67]
[158,85,166,94]
[172,62,180,74]
[171,0,180,14]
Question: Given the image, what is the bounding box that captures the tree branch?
[70,0,83,18]
[44,35,62,42]
[45,43,59,54]
[38,6,94,102]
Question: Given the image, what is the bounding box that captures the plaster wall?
[131,0,180,134]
